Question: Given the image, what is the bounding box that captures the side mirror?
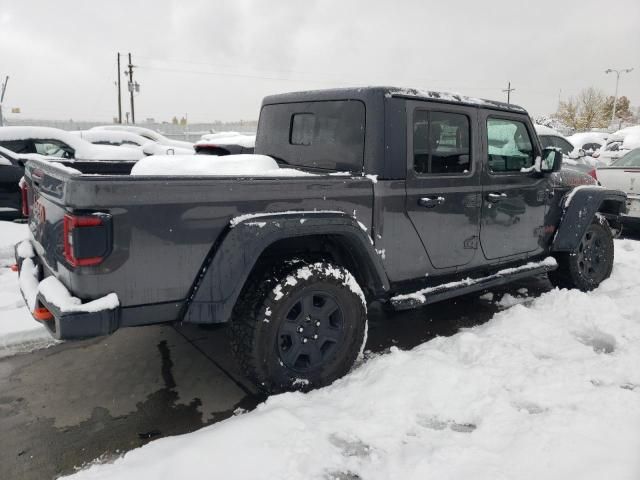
[541,147,562,172]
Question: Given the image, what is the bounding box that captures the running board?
[390,257,558,311]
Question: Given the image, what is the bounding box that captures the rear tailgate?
[23,159,111,276]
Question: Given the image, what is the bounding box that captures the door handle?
[419,196,445,208]
[486,192,507,203]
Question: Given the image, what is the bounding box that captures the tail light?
[20,180,29,217]
[63,213,111,267]
[588,169,598,181]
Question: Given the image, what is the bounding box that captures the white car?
[595,147,640,229]
[534,124,602,168]
[90,125,195,151]
[566,131,608,155]
[593,125,640,164]
[74,130,195,156]
[0,126,143,161]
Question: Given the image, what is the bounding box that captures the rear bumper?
[15,242,120,340]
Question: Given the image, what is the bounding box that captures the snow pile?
[0,221,54,356]
[567,132,607,149]
[622,134,640,151]
[130,154,314,177]
[38,276,119,313]
[64,240,640,480]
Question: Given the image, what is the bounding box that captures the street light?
[605,68,634,124]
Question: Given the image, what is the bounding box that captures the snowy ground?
[0,221,56,357]
[64,239,640,480]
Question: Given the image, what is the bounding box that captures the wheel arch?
[552,187,626,252]
[182,212,390,324]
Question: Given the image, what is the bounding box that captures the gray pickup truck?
[16,87,626,393]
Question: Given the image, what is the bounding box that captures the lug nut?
[298,327,304,333]
[302,338,308,343]
[313,334,318,339]
[315,321,321,327]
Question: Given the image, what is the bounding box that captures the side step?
[390,257,558,311]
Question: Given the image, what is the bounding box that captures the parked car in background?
[594,147,640,230]
[594,125,640,164]
[0,146,24,216]
[0,126,143,161]
[567,131,608,155]
[90,125,195,151]
[534,124,604,171]
[195,132,256,155]
[74,130,195,156]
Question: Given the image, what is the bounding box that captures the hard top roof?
[262,86,527,114]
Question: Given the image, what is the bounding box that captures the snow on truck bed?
[65,239,640,480]
[130,154,314,176]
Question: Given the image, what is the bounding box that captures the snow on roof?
[388,87,527,112]
[197,132,256,148]
[622,133,640,150]
[567,132,608,148]
[130,154,315,177]
[75,129,148,146]
[534,124,563,136]
[613,125,640,137]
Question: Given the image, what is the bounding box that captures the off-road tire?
[229,261,367,394]
[549,216,614,291]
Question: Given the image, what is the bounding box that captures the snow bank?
[0,221,54,356]
[130,154,314,177]
[64,239,640,480]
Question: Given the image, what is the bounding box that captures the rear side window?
[487,118,535,172]
[256,100,365,172]
[0,140,32,154]
[413,110,471,175]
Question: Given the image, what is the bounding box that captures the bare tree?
[553,87,610,130]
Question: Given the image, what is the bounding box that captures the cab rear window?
[256,100,365,172]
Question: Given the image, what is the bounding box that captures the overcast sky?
[0,0,638,122]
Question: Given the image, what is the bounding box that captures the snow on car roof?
[534,124,563,136]
[567,132,608,148]
[197,133,256,148]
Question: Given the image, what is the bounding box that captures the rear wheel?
[230,261,367,394]
[549,217,614,291]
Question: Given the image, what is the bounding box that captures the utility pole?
[605,68,634,124]
[117,53,122,124]
[502,81,515,104]
[0,76,8,127]
[126,53,140,124]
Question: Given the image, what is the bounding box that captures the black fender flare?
[551,187,627,252]
[182,211,390,324]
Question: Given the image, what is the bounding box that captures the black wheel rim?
[576,227,607,282]
[277,291,345,372]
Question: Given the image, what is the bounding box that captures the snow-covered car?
[0,126,144,161]
[567,131,608,155]
[534,125,604,171]
[594,147,640,229]
[74,130,195,156]
[90,125,195,151]
[593,125,640,164]
[195,132,256,155]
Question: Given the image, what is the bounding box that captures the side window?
[0,140,31,154]
[413,110,471,175]
[487,118,534,172]
[553,137,574,156]
[33,140,74,158]
[290,113,315,146]
[583,142,601,153]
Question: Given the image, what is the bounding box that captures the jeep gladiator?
[16,87,627,392]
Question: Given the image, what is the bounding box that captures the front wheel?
[549,217,614,291]
[230,261,368,394]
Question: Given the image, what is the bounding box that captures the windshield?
[613,149,640,167]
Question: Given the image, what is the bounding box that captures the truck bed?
[23,159,374,323]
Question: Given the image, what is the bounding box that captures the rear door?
[405,101,481,269]
[479,112,548,260]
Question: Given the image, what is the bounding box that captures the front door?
[405,101,482,270]
[479,113,548,260]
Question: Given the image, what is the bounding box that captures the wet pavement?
[0,275,553,480]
